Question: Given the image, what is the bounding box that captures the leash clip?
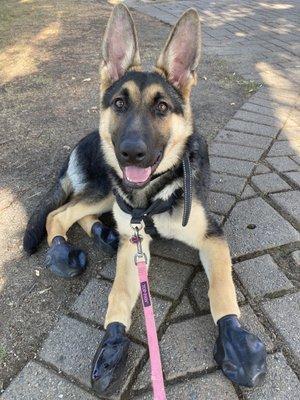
[130,224,148,265]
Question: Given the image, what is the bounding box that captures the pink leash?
[131,227,166,400]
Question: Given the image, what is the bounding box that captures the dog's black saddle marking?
[113,154,193,237]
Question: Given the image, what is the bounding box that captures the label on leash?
[140,281,151,307]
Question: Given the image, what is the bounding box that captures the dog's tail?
[23,170,71,255]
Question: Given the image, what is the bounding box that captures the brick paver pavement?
[1,1,299,399]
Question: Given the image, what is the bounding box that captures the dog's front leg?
[199,236,240,324]
[199,235,267,387]
[155,201,267,388]
[45,196,112,277]
[105,235,151,328]
[91,234,151,395]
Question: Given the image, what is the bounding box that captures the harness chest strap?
[113,153,193,232]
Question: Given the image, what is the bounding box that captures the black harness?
[113,154,193,237]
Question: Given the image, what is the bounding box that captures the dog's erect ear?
[156,9,201,94]
[101,4,140,87]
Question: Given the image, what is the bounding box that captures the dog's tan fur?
[46,195,113,244]
[45,5,240,329]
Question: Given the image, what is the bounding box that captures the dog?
[23,4,266,396]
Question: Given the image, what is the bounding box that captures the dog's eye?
[113,98,125,111]
[156,101,168,114]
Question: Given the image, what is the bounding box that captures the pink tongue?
[124,166,152,183]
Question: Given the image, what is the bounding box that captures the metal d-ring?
[130,220,144,232]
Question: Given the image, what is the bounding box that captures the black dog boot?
[46,236,87,278]
[214,315,267,387]
[91,322,130,395]
[91,221,119,256]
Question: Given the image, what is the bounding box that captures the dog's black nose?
[119,138,147,164]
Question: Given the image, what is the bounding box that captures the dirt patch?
[0,0,254,389]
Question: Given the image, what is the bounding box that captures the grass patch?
[220,71,263,94]
[206,56,263,96]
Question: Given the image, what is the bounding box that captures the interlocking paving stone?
[262,293,300,363]
[209,191,236,214]
[278,127,300,141]
[234,255,293,297]
[291,250,300,266]
[40,316,100,388]
[133,360,151,391]
[233,110,283,127]
[134,371,238,399]
[257,90,298,105]
[251,173,291,193]
[240,184,257,199]
[270,191,300,222]
[98,257,116,280]
[268,141,298,156]
[266,156,300,171]
[210,172,246,195]
[225,120,279,137]
[283,171,300,186]
[254,164,271,174]
[71,279,172,342]
[210,156,255,177]
[159,315,217,379]
[214,130,272,149]
[191,271,245,312]
[212,213,225,225]
[240,305,274,352]
[224,198,300,257]
[291,155,300,165]
[210,142,264,161]
[241,102,287,117]
[249,97,292,109]
[242,353,300,400]
[150,238,199,266]
[39,316,144,395]
[148,257,194,299]
[0,361,97,400]
[171,295,194,319]
[72,278,110,323]
[100,256,194,299]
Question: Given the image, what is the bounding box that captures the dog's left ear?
[156,9,201,94]
[101,4,141,89]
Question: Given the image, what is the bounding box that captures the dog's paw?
[46,236,87,278]
[91,322,130,395]
[91,221,119,256]
[214,315,267,387]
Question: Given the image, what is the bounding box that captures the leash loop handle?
[131,228,166,400]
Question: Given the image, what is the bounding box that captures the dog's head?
[99,4,201,189]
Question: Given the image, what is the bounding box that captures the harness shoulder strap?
[112,153,193,234]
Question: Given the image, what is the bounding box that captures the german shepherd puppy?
[24,4,266,395]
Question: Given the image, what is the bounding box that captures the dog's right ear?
[101,4,141,90]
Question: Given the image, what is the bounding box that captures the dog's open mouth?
[122,153,162,188]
